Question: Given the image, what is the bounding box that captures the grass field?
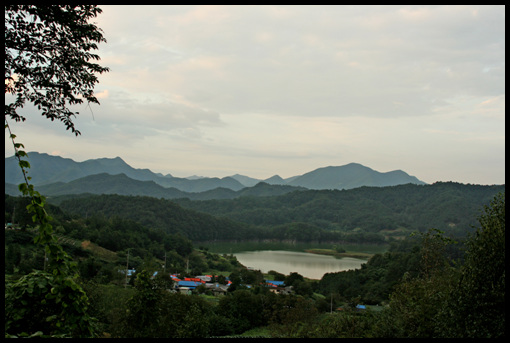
[80,240,118,262]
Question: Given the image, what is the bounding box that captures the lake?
[200,242,388,280]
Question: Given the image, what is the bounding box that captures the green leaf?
[18,183,28,193]
[28,331,44,338]
[19,160,31,169]
[46,315,57,322]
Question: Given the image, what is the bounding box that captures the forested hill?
[174,182,504,237]
[4,173,307,201]
[56,194,258,242]
[51,182,505,243]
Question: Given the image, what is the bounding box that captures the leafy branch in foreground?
[5,5,109,337]
[5,5,109,135]
[5,120,97,338]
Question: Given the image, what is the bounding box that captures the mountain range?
[5,152,426,198]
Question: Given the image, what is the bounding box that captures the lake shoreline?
[200,242,387,279]
[304,248,373,260]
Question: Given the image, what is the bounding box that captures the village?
[124,269,296,296]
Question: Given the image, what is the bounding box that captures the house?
[139,272,292,296]
[264,280,293,294]
[196,275,213,282]
[177,280,203,289]
[118,269,136,277]
[204,283,229,296]
[178,287,192,295]
[265,280,285,287]
[184,277,205,283]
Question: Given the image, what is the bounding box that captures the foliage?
[5,269,97,338]
[5,195,241,284]
[113,270,165,337]
[375,193,505,339]
[378,269,457,337]
[5,5,108,338]
[175,182,504,238]
[371,229,459,337]
[81,283,135,337]
[218,290,271,333]
[111,270,214,338]
[6,192,504,339]
[5,119,97,338]
[435,192,505,338]
[286,311,378,338]
[56,194,258,241]
[268,269,286,281]
[43,182,504,244]
[317,238,423,304]
[268,295,319,338]
[5,5,109,134]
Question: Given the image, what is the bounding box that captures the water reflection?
[233,250,366,280]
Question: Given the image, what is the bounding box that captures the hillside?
[174,182,505,237]
[287,163,426,190]
[55,194,259,242]
[5,174,306,202]
[42,182,507,243]
[5,152,245,193]
[5,152,427,193]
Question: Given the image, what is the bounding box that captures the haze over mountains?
[5,152,427,199]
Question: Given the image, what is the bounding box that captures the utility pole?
[330,293,333,314]
[125,248,130,288]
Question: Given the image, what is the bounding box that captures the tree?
[5,5,108,338]
[115,270,164,338]
[285,272,305,287]
[376,229,459,338]
[436,192,505,338]
[293,280,313,297]
[269,295,319,338]
[5,5,109,135]
[376,194,505,338]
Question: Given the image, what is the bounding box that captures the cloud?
[95,89,109,99]
[94,5,504,123]
[5,6,504,185]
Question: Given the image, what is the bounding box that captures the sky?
[5,5,505,185]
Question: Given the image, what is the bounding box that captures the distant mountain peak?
[287,163,426,190]
[5,152,426,194]
[264,175,286,185]
[229,174,261,187]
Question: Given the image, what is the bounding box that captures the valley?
[5,152,505,338]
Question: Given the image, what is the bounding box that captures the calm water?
[234,250,365,280]
[201,242,388,280]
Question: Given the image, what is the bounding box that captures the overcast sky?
[5,5,505,184]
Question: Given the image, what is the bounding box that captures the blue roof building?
[177,280,202,289]
[265,280,285,287]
